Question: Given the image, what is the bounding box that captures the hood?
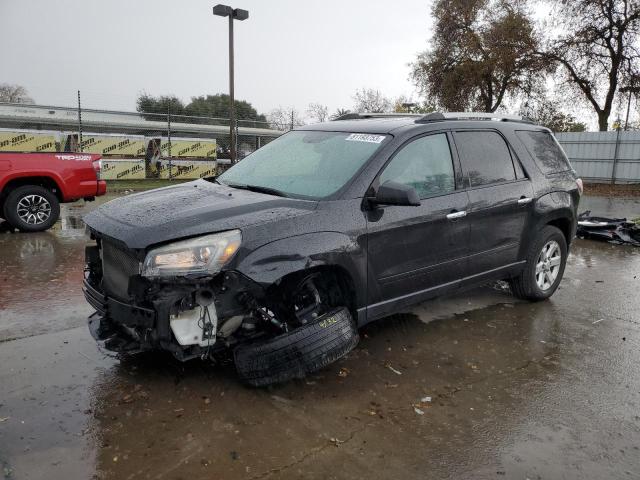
[83,180,317,249]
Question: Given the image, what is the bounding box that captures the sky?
[0,0,434,118]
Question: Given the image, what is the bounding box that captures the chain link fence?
[0,102,282,180]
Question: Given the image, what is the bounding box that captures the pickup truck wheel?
[3,185,60,232]
[510,225,567,301]
[234,307,359,387]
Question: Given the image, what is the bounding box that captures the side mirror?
[370,180,421,207]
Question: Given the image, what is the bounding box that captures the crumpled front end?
[82,232,268,361]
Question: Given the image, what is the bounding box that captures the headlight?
[141,230,241,278]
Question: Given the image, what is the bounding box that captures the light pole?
[213,4,249,163]
[620,84,640,131]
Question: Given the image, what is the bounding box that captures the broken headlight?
[141,230,241,278]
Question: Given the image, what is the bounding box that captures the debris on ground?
[413,407,425,415]
[577,211,640,246]
[329,437,345,446]
[385,363,402,375]
[338,367,350,378]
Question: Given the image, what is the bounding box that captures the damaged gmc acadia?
[83,112,581,386]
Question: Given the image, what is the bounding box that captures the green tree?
[136,93,185,118]
[541,0,640,131]
[184,94,267,123]
[411,0,547,112]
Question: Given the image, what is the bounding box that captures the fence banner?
[0,130,57,152]
[101,159,146,180]
[158,138,217,158]
[81,134,146,157]
[157,160,217,179]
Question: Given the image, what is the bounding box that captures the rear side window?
[516,130,571,175]
[379,133,455,199]
[454,131,516,187]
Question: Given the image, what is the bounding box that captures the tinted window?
[455,131,516,187]
[379,133,455,199]
[516,130,571,175]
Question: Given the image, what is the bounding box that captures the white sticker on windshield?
[345,133,386,144]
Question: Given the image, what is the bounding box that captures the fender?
[0,170,67,199]
[532,191,578,242]
[235,231,367,308]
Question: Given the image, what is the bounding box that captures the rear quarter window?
[516,130,571,175]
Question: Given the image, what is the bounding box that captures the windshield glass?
[218,130,389,199]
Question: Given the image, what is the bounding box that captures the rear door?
[452,130,534,279]
[366,132,470,318]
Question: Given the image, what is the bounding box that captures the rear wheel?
[3,185,60,232]
[510,225,567,301]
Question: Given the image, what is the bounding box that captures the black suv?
[83,112,582,386]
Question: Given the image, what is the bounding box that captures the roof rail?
[415,112,534,124]
[332,112,423,121]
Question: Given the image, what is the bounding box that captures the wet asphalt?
[0,194,639,480]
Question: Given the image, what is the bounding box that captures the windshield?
[218,130,389,199]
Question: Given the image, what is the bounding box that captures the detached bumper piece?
[577,211,640,246]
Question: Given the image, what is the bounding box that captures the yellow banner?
[158,160,217,179]
[101,159,146,180]
[160,139,217,158]
[81,135,146,157]
[0,131,57,152]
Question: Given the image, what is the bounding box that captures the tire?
[3,185,60,232]
[510,225,568,301]
[234,307,359,387]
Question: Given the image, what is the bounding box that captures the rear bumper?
[97,180,107,196]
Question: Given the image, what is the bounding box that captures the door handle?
[517,197,533,205]
[446,210,467,220]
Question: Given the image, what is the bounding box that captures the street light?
[213,4,249,163]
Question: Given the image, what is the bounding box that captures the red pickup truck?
[0,152,106,232]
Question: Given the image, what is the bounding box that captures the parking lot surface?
[1,194,639,479]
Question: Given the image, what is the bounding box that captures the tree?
[0,84,34,104]
[268,107,305,131]
[136,93,185,118]
[541,0,640,131]
[184,94,267,123]
[136,93,267,124]
[519,97,587,132]
[411,0,547,112]
[330,108,351,120]
[352,88,392,113]
[307,103,329,123]
[392,95,437,113]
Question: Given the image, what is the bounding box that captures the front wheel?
[510,225,568,301]
[3,185,60,232]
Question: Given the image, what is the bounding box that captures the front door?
[366,132,470,319]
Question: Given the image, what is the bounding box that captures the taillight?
[576,178,583,196]
[93,159,102,179]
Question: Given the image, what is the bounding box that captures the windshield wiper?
[224,182,289,198]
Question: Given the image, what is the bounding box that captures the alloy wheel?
[535,240,561,291]
[16,194,52,225]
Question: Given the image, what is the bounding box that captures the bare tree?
[306,103,329,123]
[542,0,640,131]
[268,107,305,131]
[0,84,34,104]
[352,88,392,113]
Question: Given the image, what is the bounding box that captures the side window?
[516,130,571,175]
[454,131,516,187]
[379,133,455,199]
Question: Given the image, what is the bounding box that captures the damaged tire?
[234,307,359,387]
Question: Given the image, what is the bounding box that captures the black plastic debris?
[577,211,640,246]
